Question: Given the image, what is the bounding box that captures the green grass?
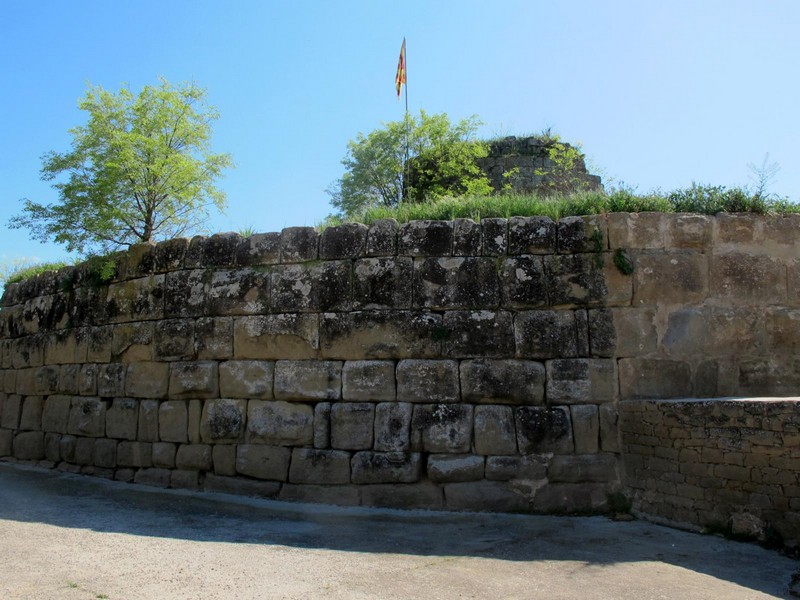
[4,261,69,285]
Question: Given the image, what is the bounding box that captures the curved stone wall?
[0,213,797,519]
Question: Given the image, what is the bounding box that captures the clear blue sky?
[2,0,798,268]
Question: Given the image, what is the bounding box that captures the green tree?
[9,78,232,255]
[328,111,492,217]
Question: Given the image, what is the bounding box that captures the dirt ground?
[0,462,797,600]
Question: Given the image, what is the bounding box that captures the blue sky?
[1,0,798,269]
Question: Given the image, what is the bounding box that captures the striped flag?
[395,38,406,99]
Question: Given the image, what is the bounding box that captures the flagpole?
[404,38,410,202]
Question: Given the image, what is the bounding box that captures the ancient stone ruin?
[0,213,797,545]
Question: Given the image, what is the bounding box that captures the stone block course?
[320,311,441,359]
[234,314,318,360]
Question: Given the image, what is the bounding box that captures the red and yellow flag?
[395,38,406,98]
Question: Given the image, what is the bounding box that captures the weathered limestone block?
[288,448,351,484]
[154,319,195,360]
[97,363,126,397]
[588,308,657,357]
[2,369,16,394]
[71,287,107,329]
[42,395,71,433]
[353,257,412,309]
[153,237,189,272]
[320,223,368,259]
[159,401,188,443]
[667,214,712,249]
[365,219,398,257]
[314,402,331,448]
[412,404,473,453]
[320,311,442,359]
[599,404,619,453]
[187,399,201,445]
[44,432,61,462]
[710,254,787,304]
[398,220,453,256]
[206,269,269,316]
[106,275,165,323]
[274,360,342,401]
[200,398,246,443]
[374,402,412,452]
[788,260,800,307]
[482,218,507,256]
[396,359,459,403]
[86,326,112,363]
[164,269,209,318]
[279,484,361,507]
[195,317,233,360]
[247,400,313,446]
[361,482,444,510]
[443,310,515,357]
[570,405,599,454]
[59,434,76,463]
[212,444,236,476]
[485,455,548,481]
[202,232,241,267]
[715,213,760,245]
[414,257,500,309]
[618,358,692,399]
[79,364,98,396]
[219,360,274,399]
[93,438,118,468]
[280,226,318,262]
[507,216,556,255]
[460,359,545,405]
[112,322,154,362]
[15,369,36,396]
[68,397,106,438]
[45,331,82,365]
[331,403,375,450]
[169,361,219,399]
[515,406,574,454]
[11,336,44,369]
[544,254,607,307]
[125,362,169,399]
[342,360,396,401]
[633,252,708,306]
[515,310,584,358]
[118,242,155,279]
[152,442,176,468]
[350,451,422,484]
[474,405,517,455]
[175,444,213,471]
[662,307,764,357]
[13,431,44,460]
[532,482,608,513]
[427,454,484,482]
[183,235,205,268]
[737,358,800,396]
[117,441,152,468]
[271,261,351,312]
[766,308,800,353]
[35,366,60,395]
[549,454,617,483]
[546,359,617,404]
[137,400,159,442]
[499,256,548,308]
[236,444,291,481]
[106,398,138,440]
[452,218,482,256]
[236,232,280,266]
[444,480,531,512]
[234,314,318,360]
[607,212,667,249]
[203,474,281,498]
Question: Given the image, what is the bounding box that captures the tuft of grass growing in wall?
[613,248,634,276]
[5,261,69,285]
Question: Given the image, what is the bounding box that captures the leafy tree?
[10,78,232,255]
[533,132,595,196]
[328,111,491,217]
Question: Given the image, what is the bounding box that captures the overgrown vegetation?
[2,261,68,285]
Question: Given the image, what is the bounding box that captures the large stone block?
[588,308,657,357]
[544,254,607,307]
[667,214,712,249]
[499,256,548,308]
[111,322,154,362]
[633,253,708,306]
[79,363,98,396]
[202,232,240,267]
[414,257,500,309]
[442,310,514,357]
[42,395,71,433]
[152,442,176,468]
[106,398,139,440]
[515,406,574,454]
[134,468,171,488]
[548,454,618,483]
[97,363,126,397]
[34,366,59,396]
[396,359,459,403]
[598,404,619,453]
[195,317,233,360]
[373,402,412,452]
[235,232,281,266]
[314,402,331,448]
[164,269,209,318]
[280,226,318,262]
[234,314,318,360]
[365,219,398,256]
[342,360,396,401]
[236,444,291,481]
[557,215,607,255]
[105,275,165,323]
[618,358,692,399]
[19,396,43,431]
[274,360,342,401]
[507,216,556,255]
[607,212,667,249]
[137,400,159,442]
[288,448,351,484]
[59,434,76,463]
[93,438,118,468]
[766,308,800,354]
[514,310,584,358]
[44,432,61,462]
[212,444,235,476]
[11,336,44,369]
[352,257,412,309]
[570,405,599,454]
[350,451,422,484]
[330,403,375,450]
[154,319,196,361]
[271,261,351,312]
[398,220,453,256]
[662,307,764,358]
[412,404,473,453]
[175,444,213,471]
[444,480,532,512]
[485,455,548,481]
[13,431,45,460]
[205,269,270,316]
[125,362,169,399]
[320,223,368,259]
[474,405,517,455]
[86,326,112,363]
[68,397,106,438]
[320,311,442,359]
[0,429,12,457]
[200,398,246,443]
[452,218,482,256]
[427,454,484,483]
[546,359,617,404]
[219,360,274,399]
[117,441,152,468]
[247,400,313,446]
[481,218,507,256]
[710,254,787,304]
[169,361,219,399]
[153,237,189,272]
[459,359,546,405]
[159,401,188,443]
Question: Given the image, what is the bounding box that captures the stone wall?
[620,398,800,544]
[0,213,798,518]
